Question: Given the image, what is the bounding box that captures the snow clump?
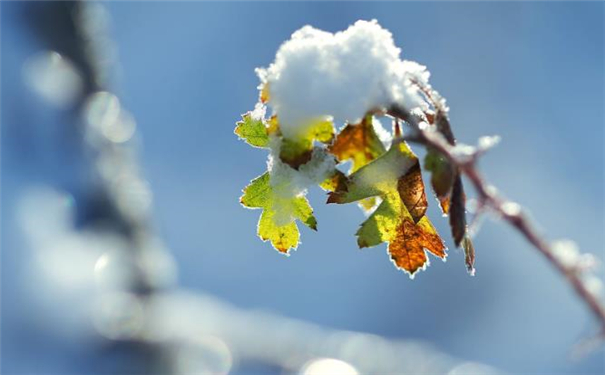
[257,20,430,139]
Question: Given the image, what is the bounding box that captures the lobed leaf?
[241,172,317,253]
[258,209,299,253]
[329,137,446,277]
[329,115,386,173]
[234,113,270,148]
[328,115,387,212]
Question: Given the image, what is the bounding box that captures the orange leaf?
[389,217,446,275]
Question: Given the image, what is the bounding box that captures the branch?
[389,104,605,338]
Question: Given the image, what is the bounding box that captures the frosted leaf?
[298,148,337,185]
[258,20,429,139]
[268,148,336,201]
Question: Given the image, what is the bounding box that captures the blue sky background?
[2,2,604,374]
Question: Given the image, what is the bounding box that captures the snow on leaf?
[327,137,446,277]
[240,172,317,254]
[234,113,269,148]
[279,117,335,169]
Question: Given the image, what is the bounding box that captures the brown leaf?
[449,173,467,246]
[389,216,446,275]
[328,115,386,174]
[397,162,428,223]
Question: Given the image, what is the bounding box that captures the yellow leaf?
[241,172,317,254]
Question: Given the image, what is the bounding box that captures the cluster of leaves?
[235,111,333,253]
[235,96,474,277]
[326,117,446,275]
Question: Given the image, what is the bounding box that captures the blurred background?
[1,1,604,374]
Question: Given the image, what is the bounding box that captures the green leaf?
[292,196,317,230]
[240,173,271,208]
[241,172,317,253]
[234,113,269,148]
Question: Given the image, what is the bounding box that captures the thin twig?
[389,104,605,337]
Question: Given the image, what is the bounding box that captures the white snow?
[250,102,267,121]
[267,149,336,226]
[372,116,393,148]
[268,148,336,200]
[257,20,429,139]
[552,239,580,268]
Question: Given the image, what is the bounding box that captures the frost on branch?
[236,20,474,278]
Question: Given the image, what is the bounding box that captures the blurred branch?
[142,290,496,374]
[21,1,502,374]
[388,103,605,340]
